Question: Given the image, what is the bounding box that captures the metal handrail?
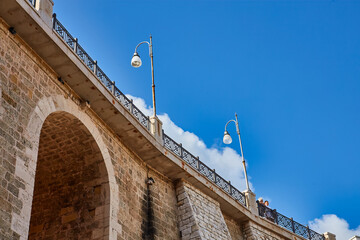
[257,201,325,240]
[52,14,150,130]
[52,13,247,208]
[163,133,247,207]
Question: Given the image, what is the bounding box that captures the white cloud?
[128,96,360,240]
[127,94,253,192]
[309,214,360,240]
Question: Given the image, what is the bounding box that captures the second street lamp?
[223,113,250,192]
[131,35,156,116]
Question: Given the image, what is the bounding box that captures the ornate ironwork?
[257,202,325,240]
[198,162,215,182]
[51,16,245,208]
[182,149,199,169]
[52,15,150,130]
[163,134,181,157]
[163,133,247,207]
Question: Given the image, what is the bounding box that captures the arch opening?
[28,111,110,239]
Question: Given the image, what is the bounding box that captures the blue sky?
[53,0,360,238]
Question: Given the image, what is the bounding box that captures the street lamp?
[223,113,250,191]
[131,35,157,116]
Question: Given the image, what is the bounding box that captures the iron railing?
[28,0,36,7]
[52,13,247,208]
[257,201,324,240]
[51,14,323,229]
[52,14,150,130]
[163,133,247,207]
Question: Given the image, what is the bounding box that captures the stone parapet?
[244,190,258,216]
[150,115,163,144]
[324,232,337,240]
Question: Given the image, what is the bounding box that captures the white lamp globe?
[131,53,142,67]
[223,131,232,144]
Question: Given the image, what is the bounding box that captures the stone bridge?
[0,0,336,239]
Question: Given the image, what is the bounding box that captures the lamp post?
[223,113,250,191]
[131,35,156,116]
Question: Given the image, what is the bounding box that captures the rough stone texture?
[176,181,232,240]
[0,5,333,240]
[0,19,180,240]
[28,112,110,239]
[98,126,180,240]
[243,221,285,240]
[224,214,244,240]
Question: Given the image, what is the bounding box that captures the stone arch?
[11,95,120,239]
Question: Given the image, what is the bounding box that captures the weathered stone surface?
[0,18,180,239]
[0,1,336,239]
[243,220,285,240]
[176,180,232,240]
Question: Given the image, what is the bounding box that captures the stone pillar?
[175,181,201,240]
[38,0,54,29]
[175,180,232,240]
[149,115,163,144]
[243,190,258,216]
[324,232,336,240]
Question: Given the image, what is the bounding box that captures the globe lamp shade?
[223,131,232,144]
[131,53,142,67]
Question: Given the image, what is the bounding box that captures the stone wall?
[28,112,110,239]
[98,125,180,240]
[243,221,285,240]
[0,18,180,240]
[176,180,232,240]
[224,215,244,240]
[0,7,332,240]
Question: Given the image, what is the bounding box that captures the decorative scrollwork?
[198,162,215,182]
[182,149,198,169]
[215,174,231,194]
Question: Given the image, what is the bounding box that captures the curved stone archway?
[29,111,110,239]
[12,95,120,239]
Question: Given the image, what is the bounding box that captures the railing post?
[162,129,165,144]
[307,226,312,240]
[291,218,295,233]
[52,13,56,29]
[130,99,133,114]
[74,38,78,53]
[256,201,261,215]
[179,143,183,158]
[273,209,278,224]
[196,156,200,170]
[94,60,98,75]
[111,81,115,95]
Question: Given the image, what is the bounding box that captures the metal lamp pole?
[131,35,156,116]
[223,113,250,191]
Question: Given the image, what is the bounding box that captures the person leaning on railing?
[257,198,276,223]
[264,201,275,222]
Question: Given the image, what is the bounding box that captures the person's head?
[258,197,264,203]
[264,200,269,206]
